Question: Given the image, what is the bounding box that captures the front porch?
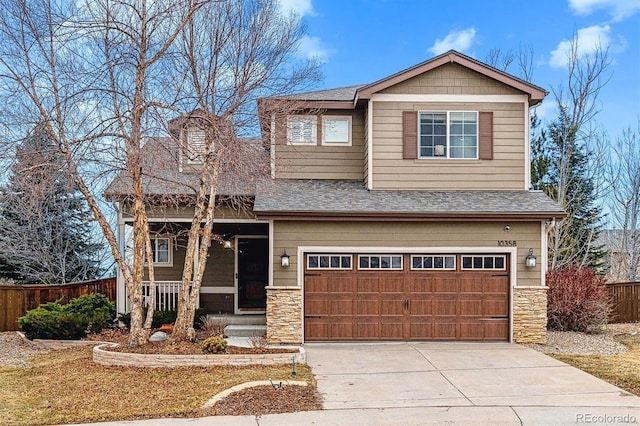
[116,219,270,317]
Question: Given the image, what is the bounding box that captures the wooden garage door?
[304,254,509,341]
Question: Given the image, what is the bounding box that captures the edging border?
[201,380,309,409]
[93,343,306,367]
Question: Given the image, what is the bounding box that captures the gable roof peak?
[356,49,547,106]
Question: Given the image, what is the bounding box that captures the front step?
[206,314,266,326]
[224,324,267,338]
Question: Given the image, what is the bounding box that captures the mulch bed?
[195,385,322,416]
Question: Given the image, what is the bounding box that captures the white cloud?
[298,35,331,62]
[428,28,477,56]
[549,25,612,68]
[279,0,315,17]
[532,100,557,121]
[568,0,640,22]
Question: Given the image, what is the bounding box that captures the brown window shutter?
[478,111,493,160]
[403,111,418,159]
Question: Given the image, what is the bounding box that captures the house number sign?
[497,240,517,247]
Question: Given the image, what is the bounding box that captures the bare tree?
[536,38,611,269]
[0,0,319,345]
[603,124,640,281]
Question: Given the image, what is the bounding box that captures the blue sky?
[281,0,640,137]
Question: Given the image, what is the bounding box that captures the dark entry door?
[237,238,268,310]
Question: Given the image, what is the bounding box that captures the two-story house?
[107,50,565,345]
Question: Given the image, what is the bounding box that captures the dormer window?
[287,115,317,145]
[186,128,206,164]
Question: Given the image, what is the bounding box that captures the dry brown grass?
[0,345,314,426]
[551,333,640,396]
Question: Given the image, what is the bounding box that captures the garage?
[304,253,510,341]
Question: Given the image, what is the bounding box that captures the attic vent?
[186,129,206,164]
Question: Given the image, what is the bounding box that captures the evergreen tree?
[0,125,105,284]
[531,106,607,270]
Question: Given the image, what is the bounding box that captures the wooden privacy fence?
[0,277,116,332]
[608,281,640,323]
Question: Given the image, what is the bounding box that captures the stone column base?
[513,286,548,344]
[266,286,302,344]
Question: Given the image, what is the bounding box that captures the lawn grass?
[0,345,313,426]
[551,334,640,396]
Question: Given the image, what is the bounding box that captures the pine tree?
[0,125,105,284]
[531,106,607,270]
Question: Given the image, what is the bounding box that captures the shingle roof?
[104,137,270,199]
[253,180,565,217]
[275,85,363,102]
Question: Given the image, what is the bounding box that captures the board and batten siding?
[272,220,542,287]
[274,110,366,180]
[371,101,525,190]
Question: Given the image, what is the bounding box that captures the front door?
[236,237,268,311]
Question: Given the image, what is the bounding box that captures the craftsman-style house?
[107,50,565,344]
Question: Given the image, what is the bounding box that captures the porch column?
[266,286,302,344]
[116,205,127,314]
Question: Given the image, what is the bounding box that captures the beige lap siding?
[371,101,526,190]
[272,220,542,288]
[273,110,366,180]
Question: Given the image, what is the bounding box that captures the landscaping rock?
[149,331,168,342]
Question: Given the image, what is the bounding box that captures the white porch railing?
[125,281,198,312]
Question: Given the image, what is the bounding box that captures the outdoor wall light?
[525,248,537,268]
[223,240,233,250]
[281,250,290,268]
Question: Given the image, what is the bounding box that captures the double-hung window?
[287,115,317,145]
[419,111,478,159]
[150,237,172,266]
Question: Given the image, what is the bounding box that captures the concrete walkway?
[71,342,640,425]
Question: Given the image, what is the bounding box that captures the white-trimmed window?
[358,255,403,270]
[185,128,207,164]
[411,255,456,270]
[287,115,317,145]
[150,237,172,266]
[419,111,477,159]
[461,255,506,270]
[307,254,352,270]
[322,115,352,146]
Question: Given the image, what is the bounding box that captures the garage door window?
[411,255,455,270]
[307,254,352,270]
[461,255,506,270]
[358,255,403,270]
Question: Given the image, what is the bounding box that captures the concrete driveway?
[304,342,640,424]
[71,342,640,426]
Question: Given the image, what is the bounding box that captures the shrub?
[18,294,115,340]
[547,265,611,333]
[201,335,227,353]
[118,308,208,329]
[199,313,229,337]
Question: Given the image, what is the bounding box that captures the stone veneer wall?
[266,286,302,344]
[513,286,548,344]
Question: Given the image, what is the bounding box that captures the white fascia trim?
[270,113,276,178]
[200,287,235,294]
[138,218,270,224]
[524,100,531,190]
[370,94,528,103]
[367,99,373,190]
